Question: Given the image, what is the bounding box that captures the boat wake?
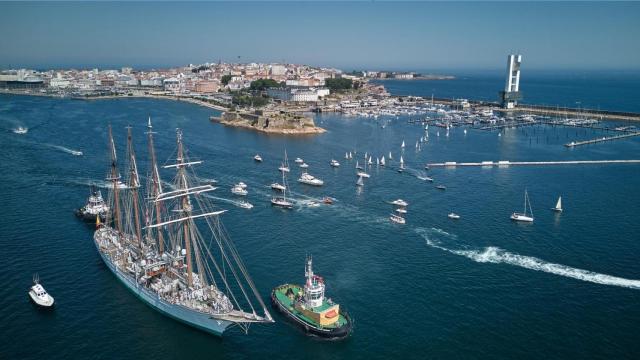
[45,143,83,156]
[415,227,640,290]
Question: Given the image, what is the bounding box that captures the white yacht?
[295,158,304,164]
[279,150,291,172]
[270,183,286,191]
[511,189,534,222]
[254,154,263,162]
[298,172,324,186]
[279,165,290,173]
[299,163,309,169]
[330,159,340,167]
[28,275,54,308]
[396,208,407,214]
[448,213,460,219]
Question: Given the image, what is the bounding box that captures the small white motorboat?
[237,182,247,189]
[29,275,54,308]
[330,159,340,167]
[390,199,408,207]
[238,201,254,209]
[13,126,28,134]
[389,213,406,225]
[254,154,263,162]
[295,158,304,164]
[396,208,407,214]
[231,184,248,196]
[299,163,309,169]
[278,165,290,173]
[270,183,286,191]
[448,213,460,219]
[436,185,446,190]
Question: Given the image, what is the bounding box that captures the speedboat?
[254,154,263,162]
[28,275,54,308]
[13,126,28,134]
[448,213,460,219]
[295,158,304,164]
[389,214,406,225]
[390,199,408,207]
[299,163,309,169]
[238,201,254,209]
[271,183,286,191]
[436,185,446,190]
[271,197,293,209]
[298,173,324,186]
[231,184,248,196]
[71,150,83,156]
[330,159,340,167]
[396,208,407,214]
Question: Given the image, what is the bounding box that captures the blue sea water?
[373,69,640,113]
[1,92,640,359]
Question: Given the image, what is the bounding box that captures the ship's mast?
[146,117,164,253]
[126,126,143,250]
[108,125,123,234]
[176,130,194,287]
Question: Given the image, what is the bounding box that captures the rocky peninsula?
[210,109,325,135]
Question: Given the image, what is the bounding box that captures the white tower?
[500,54,522,109]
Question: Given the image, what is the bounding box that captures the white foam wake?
[416,228,640,290]
[46,144,83,156]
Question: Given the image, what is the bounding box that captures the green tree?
[250,78,280,91]
[221,75,233,86]
[325,78,353,92]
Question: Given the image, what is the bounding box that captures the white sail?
[401,140,405,148]
[553,196,562,212]
[356,176,364,186]
[400,156,404,165]
[381,156,386,166]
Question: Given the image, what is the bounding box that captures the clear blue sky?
[1,1,639,71]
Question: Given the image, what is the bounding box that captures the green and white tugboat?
[271,256,352,339]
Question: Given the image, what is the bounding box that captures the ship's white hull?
[93,233,232,336]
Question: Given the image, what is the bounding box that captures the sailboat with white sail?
[552,196,563,212]
[94,122,273,337]
[511,189,534,222]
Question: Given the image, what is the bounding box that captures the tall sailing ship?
[93,119,273,336]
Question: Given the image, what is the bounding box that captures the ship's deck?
[273,284,348,328]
